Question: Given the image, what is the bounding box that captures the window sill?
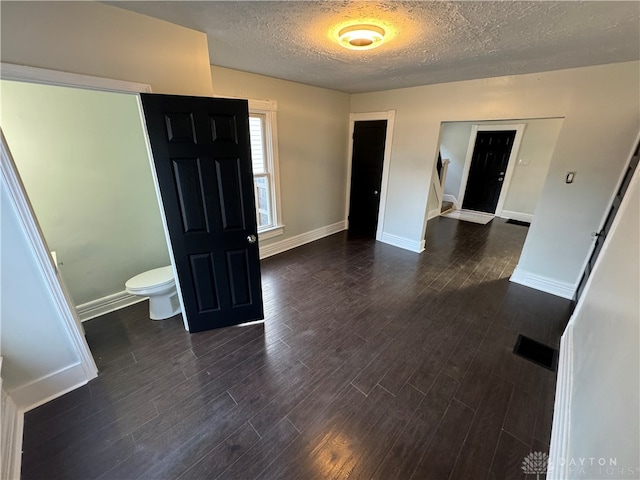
[258,225,284,240]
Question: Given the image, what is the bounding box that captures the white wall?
[0,1,213,96]
[440,123,472,203]
[440,118,564,218]
[550,166,639,479]
[1,178,82,395]
[351,61,639,292]
[503,119,563,216]
[210,66,351,246]
[426,179,440,220]
[1,80,170,306]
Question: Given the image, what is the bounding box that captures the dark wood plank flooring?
[21,217,572,479]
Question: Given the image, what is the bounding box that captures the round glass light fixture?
[338,24,385,50]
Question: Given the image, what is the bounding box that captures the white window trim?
[248,99,284,239]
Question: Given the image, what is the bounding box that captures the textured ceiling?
[109,1,640,94]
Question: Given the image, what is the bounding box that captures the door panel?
[575,142,639,300]
[172,158,208,232]
[462,130,516,214]
[141,94,263,333]
[348,120,387,237]
[227,250,251,306]
[215,157,245,229]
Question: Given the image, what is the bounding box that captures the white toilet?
[125,266,181,320]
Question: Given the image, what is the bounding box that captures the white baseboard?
[1,388,23,480]
[380,232,425,253]
[547,323,573,480]
[76,290,146,322]
[259,221,346,259]
[8,362,91,412]
[499,209,534,223]
[77,222,347,319]
[443,194,459,209]
[510,267,576,299]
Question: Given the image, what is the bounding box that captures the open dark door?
[575,140,639,301]
[140,94,263,333]
[348,120,387,237]
[462,130,516,214]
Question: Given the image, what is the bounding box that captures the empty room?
[1,2,638,479]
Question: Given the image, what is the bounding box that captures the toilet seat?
[125,266,181,320]
[125,266,174,293]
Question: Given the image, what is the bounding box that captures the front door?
[462,130,516,214]
[140,94,263,333]
[348,120,387,237]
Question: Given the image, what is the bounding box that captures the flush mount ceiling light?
[338,24,386,50]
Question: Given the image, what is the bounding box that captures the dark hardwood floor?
[21,217,572,480]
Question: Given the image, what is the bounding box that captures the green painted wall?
[1,80,170,305]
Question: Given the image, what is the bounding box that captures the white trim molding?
[1,390,23,480]
[498,210,534,223]
[250,99,284,237]
[380,233,425,253]
[7,362,90,413]
[510,267,576,299]
[427,207,441,221]
[1,359,24,480]
[442,194,460,209]
[1,130,98,386]
[547,323,574,480]
[76,291,147,323]
[259,221,346,259]
[0,63,151,94]
[346,111,396,242]
[458,124,525,216]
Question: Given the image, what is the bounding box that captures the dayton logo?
[522,451,549,480]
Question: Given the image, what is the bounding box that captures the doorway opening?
[348,119,386,237]
[346,111,395,241]
[432,118,565,286]
[1,77,173,325]
[458,124,525,217]
[0,65,164,394]
[2,69,264,335]
[436,119,563,225]
[462,129,518,214]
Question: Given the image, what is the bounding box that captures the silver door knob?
[374,190,379,195]
[247,234,257,244]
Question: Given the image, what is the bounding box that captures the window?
[247,100,282,238]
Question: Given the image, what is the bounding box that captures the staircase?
[441,200,454,213]
[429,153,450,218]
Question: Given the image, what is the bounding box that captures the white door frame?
[0,64,161,377]
[1,131,98,381]
[0,63,151,94]
[345,111,396,241]
[457,124,525,216]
